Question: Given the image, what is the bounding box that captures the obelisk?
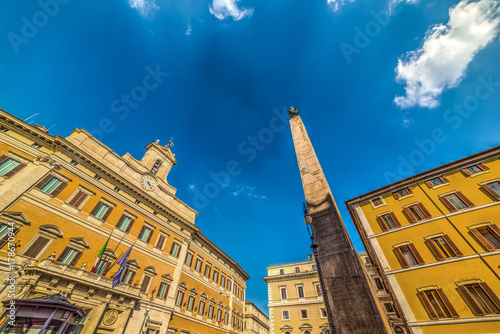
[289,107,389,334]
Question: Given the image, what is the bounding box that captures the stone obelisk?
[289,107,389,334]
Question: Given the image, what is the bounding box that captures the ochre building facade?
[346,146,500,334]
[243,301,269,334]
[0,109,249,334]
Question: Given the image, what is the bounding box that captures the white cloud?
[128,0,159,17]
[185,23,192,36]
[209,0,254,21]
[394,0,500,109]
[327,0,355,12]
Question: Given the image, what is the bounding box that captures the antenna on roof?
[168,137,174,148]
[24,113,39,122]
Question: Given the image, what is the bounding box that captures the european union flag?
[112,245,133,288]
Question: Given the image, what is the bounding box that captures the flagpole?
[104,232,132,275]
[91,229,114,273]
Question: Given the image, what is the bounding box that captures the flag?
[112,245,133,288]
[91,236,110,273]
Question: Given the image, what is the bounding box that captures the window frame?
[470,224,500,251]
[299,309,309,320]
[194,256,203,272]
[170,241,181,257]
[282,310,290,321]
[425,176,449,188]
[376,212,401,231]
[403,202,431,223]
[0,155,27,178]
[440,191,474,212]
[424,234,463,260]
[417,288,459,319]
[393,243,425,268]
[279,286,287,300]
[458,282,500,315]
[115,212,136,233]
[393,187,413,200]
[138,225,154,243]
[481,180,500,200]
[461,163,489,177]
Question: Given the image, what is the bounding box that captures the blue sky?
[1,0,499,313]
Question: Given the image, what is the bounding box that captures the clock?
[140,175,157,191]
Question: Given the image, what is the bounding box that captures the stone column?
[165,240,189,308]
[81,302,108,334]
[289,109,390,334]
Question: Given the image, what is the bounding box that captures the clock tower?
[140,140,177,182]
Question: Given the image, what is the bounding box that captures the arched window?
[395,326,404,334]
[305,331,311,334]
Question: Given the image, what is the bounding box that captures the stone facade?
[243,301,269,334]
[0,109,249,334]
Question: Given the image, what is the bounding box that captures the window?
[94,174,101,180]
[36,175,68,196]
[185,252,193,267]
[481,181,500,200]
[440,192,473,211]
[139,226,153,243]
[0,126,8,132]
[224,311,229,324]
[123,267,136,285]
[220,273,226,287]
[297,285,304,298]
[384,303,395,313]
[280,287,287,300]
[134,199,140,205]
[312,264,317,271]
[141,275,152,293]
[393,243,424,268]
[90,201,113,221]
[194,257,203,272]
[393,187,412,199]
[204,262,212,278]
[23,236,51,259]
[151,159,163,175]
[113,187,120,192]
[294,266,300,273]
[208,304,214,318]
[116,215,135,232]
[462,163,489,176]
[300,309,308,319]
[315,283,322,296]
[425,176,448,187]
[395,326,404,334]
[155,233,167,250]
[227,279,232,291]
[371,197,384,207]
[425,234,462,260]
[69,160,78,166]
[187,295,195,311]
[213,268,219,283]
[0,156,26,177]
[217,308,222,321]
[57,247,81,266]
[471,224,500,251]
[320,307,327,318]
[376,212,401,231]
[170,241,181,257]
[31,143,42,149]
[175,290,184,307]
[95,259,109,275]
[458,282,500,315]
[282,310,289,320]
[418,288,458,319]
[279,268,285,275]
[404,203,431,222]
[157,282,170,299]
[198,300,205,315]
[0,224,19,249]
[373,277,384,290]
[68,190,89,209]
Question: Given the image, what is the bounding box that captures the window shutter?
[439,196,457,212]
[376,216,388,231]
[0,155,8,164]
[56,247,70,262]
[481,184,500,200]
[393,192,401,199]
[425,180,434,188]
[409,243,424,264]
[440,176,449,183]
[141,275,151,293]
[478,282,500,311]
[4,162,26,178]
[442,234,463,256]
[156,234,165,248]
[487,224,500,239]
[177,245,182,257]
[418,203,432,219]
[125,218,135,233]
[138,226,145,239]
[50,181,67,196]
[90,201,102,216]
[456,191,473,207]
[146,230,153,243]
[35,175,54,189]
[116,214,125,228]
[470,228,495,251]
[478,163,489,171]
[393,247,408,268]
[101,206,113,222]
[418,291,438,319]
[458,285,484,315]
[70,251,82,266]
[102,262,112,276]
[424,239,444,260]
[390,213,402,227]
[0,226,19,249]
[403,207,417,223]
[69,191,87,207]
[436,288,459,318]
[128,271,136,285]
[24,236,50,258]
[461,168,473,176]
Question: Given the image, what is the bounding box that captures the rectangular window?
[429,177,443,186]
[315,283,322,296]
[155,234,166,250]
[224,311,229,324]
[213,269,219,283]
[69,160,78,166]
[217,309,222,321]
[297,285,304,298]
[312,264,317,271]
[418,289,458,319]
[187,295,195,311]
[393,187,412,199]
[374,277,384,290]
[300,309,308,319]
[175,291,184,307]
[294,266,300,273]
[157,282,170,299]
[31,143,42,149]
[93,203,111,220]
[425,235,462,260]
[393,243,424,268]
[185,252,193,267]
[141,276,152,293]
[384,303,395,313]
[113,187,120,192]
[95,260,108,275]
[462,163,488,176]
[471,225,500,251]
[282,310,289,320]
[134,199,140,204]
[94,174,101,180]
[377,213,400,231]
[60,248,78,265]
[123,268,136,285]
[40,177,63,194]
[204,262,212,278]
[68,190,89,208]
[279,268,285,275]
[227,279,232,291]
[220,273,226,287]
[441,192,473,211]
[0,158,21,176]
[170,242,181,257]
[458,282,500,315]
[320,308,327,318]
[404,203,431,222]
[23,236,51,259]
[195,257,203,272]
[482,181,500,200]
[208,305,214,318]
[280,287,287,300]
[139,226,153,242]
[118,216,132,232]
[372,197,384,206]
[151,159,163,175]
[198,300,205,315]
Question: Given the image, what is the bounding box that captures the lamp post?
[303,203,335,334]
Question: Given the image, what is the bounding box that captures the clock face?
[140,175,157,191]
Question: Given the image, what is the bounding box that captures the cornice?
[263,271,318,283]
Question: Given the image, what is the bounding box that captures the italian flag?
[91,237,110,273]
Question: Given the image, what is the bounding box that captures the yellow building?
[346,146,500,334]
[243,301,269,334]
[264,256,330,334]
[0,108,249,334]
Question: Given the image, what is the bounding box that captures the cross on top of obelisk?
[288,107,299,119]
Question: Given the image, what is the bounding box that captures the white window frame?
[299,308,309,320]
[66,186,94,209]
[282,310,290,321]
[155,231,169,250]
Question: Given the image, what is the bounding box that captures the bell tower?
[140,140,177,181]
